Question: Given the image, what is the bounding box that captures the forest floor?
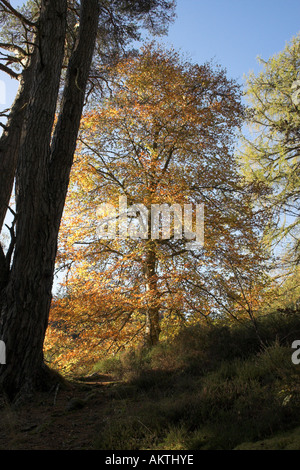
[1,370,300,451]
[0,375,116,450]
[2,312,300,451]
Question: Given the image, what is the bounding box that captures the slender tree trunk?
[144,240,161,347]
[143,130,161,347]
[0,47,38,232]
[0,49,38,292]
[49,0,100,224]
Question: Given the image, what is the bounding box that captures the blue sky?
[161,0,300,83]
[1,0,300,107]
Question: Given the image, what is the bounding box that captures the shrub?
[92,356,123,377]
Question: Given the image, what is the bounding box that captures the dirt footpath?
[0,375,114,450]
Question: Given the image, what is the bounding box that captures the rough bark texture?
[0,0,100,403]
[49,0,100,230]
[0,0,68,402]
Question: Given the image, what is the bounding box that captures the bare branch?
[7,205,16,218]
[0,108,10,117]
[0,62,20,79]
[0,0,36,28]
[4,213,16,268]
[0,43,28,56]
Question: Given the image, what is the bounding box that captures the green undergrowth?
[91,311,300,450]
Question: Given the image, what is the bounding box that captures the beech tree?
[52,44,268,363]
[0,0,175,402]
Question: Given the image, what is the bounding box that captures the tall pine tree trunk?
[0,0,68,401]
[0,0,100,402]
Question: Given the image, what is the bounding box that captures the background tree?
[0,0,175,402]
[239,34,300,266]
[51,44,269,366]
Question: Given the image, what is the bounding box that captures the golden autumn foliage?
[45,44,271,373]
